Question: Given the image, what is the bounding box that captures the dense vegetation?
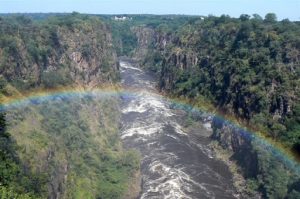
[1,12,299,198]
[132,14,300,154]
[0,14,138,199]
[0,13,119,90]
[0,90,139,198]
[119,13,300,198]
[0,79,43,199]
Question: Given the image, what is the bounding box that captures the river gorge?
[120,60,237,199]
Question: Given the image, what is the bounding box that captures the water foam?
[142,160,214,199]
[120,62,143,72]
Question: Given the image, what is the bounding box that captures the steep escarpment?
[105,14,192,71]
[132,25,173,73]
[0,13,119,90]
[0,14,139,199]
[135,14,300,152]
[212,118,300,198]
[1,13,299,199]
[132,26,155,61]
[132,14,300,198]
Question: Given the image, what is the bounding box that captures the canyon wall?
[0,14,119,89]
[131,15,300,198]
[0,14,139,199]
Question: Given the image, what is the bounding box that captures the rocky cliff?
[134,17,299,123]
[131,26,155,62]
[0,14,119,89]
[211,117,300,198]
[131,24,199,81]
[131,15,300,198]
[0,14,139,199]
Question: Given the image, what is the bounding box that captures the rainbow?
[1,86,300,175]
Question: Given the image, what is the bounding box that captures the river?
[120,59,237,199]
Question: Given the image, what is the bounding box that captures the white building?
[114,16,128,21]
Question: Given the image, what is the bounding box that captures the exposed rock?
[132,26,155,62]
[56,26,119,87]
[211,117,259,179]
[0,18,119,89]
[131,26,198,90]
[211,116,300,198]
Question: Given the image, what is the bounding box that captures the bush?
[41,69,71,88]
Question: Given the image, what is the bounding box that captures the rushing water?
[120,60,237,199]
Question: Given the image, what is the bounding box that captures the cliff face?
[134,17,300,142]
[131,26,155,62]
[159,47,199,90]
[55,24,119,86]
[0,15,119,89]
[133,18,299,123]
[211,118,259,179]
[131,16,300,198]
[211,117,300,198]
[0,15,140,199]
[5,95,125,199]
[131,25,199,84]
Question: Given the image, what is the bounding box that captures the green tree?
[264,13,277,23]
[252,14,263,21]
